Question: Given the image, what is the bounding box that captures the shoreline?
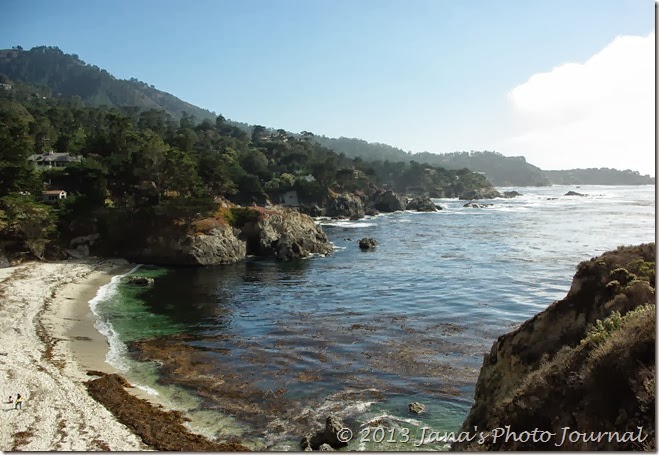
[0,258,246,451]
[0,259,147,451]
[44,260,132,381]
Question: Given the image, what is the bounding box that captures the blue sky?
[1,0,655,173]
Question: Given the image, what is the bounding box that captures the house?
[42,190,67,203]
[279,190,299,207]
[28,151,81,169]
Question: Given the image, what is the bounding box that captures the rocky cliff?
[122,205,333,266]
[238,208,334,260]
[127,224,247,266]
[325,193,365,219]
[453,243,656,451]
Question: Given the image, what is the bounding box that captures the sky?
[1,0,655,174]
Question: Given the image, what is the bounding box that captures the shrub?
[581,304,655,346]
[0,194,57,258]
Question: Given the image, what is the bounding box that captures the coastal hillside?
[311,139,551,187]
[453,243,656,451]
[1,46,652,188]
[544,168,655,185]
[0,46,216,122]
[0,74,493,265]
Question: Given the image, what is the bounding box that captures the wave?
[134,383,160,396]
[321,222,377,228]
[89,264,141,372]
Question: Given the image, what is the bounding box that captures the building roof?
[43,190,66,195]
[28,152,81,163]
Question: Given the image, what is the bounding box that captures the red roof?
[43,190,65,195]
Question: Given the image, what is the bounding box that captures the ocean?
[90,185,655,450]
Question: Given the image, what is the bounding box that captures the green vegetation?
[580,304,654,346]
[0,47,494,261]
[313,138,551,187]
[544,168,655,185]
[0,46,216,122]
[4,46,651,189]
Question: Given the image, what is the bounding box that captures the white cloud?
[502,32,655,175]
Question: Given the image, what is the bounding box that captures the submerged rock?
[408,402,426,414]
[358,238,378,250]
[452,243,656,451]
[406,196,439,212]
[564,190,586,196]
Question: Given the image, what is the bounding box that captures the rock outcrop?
[564,190,586,197]
[240,208,334,261]
[128,224,247,266]
[325,193,365,219]
[0,250,10,268]
[502,191,522,198]
[458,187,502,200]
[297,204,326,218]
[406,196,440,212]
[463,202,493,208]
[124,206,333,265]
[453,244,656,451]
[125,276,155,286]
[358,238,378,250]
[408,402,426,414]
[300,416,349,451]
[367,190,406,212]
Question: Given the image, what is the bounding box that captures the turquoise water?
[91,185,655,450]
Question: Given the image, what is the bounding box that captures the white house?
[42,190,67,203]
[28,151,81,168]
[279,190,299,207]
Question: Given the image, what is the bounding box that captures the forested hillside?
[0,76,492,262]
[0,46,216,122]
[544,168,655,185]
[312,136,551,187]
[2,45,650,192]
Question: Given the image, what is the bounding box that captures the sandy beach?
[0,259,148,451]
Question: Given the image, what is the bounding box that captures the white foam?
[94,319,130,372]
[133,383,160,396]
[321,222,377,228]
[363,413,423,427]
[88,264,142,372]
